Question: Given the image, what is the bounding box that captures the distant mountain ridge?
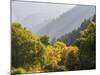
[12,5,95,38]
[36,6,95,38]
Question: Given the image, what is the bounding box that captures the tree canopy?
[11,19,96,74]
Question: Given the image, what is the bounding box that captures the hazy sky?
[11,1,95,38]
[12,1,75,22]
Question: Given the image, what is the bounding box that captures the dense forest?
[11,15,96,74]
[58,14,96,45]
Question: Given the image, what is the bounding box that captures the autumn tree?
[54,42,79,70]
[44,45,61,71]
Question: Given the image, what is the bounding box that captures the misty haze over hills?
[12,1,75,29]
[37,6,95,38]
[12,1,96,38]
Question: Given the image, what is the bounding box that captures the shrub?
[11,67,26,75]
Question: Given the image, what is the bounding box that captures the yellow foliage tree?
[65,46,79,70]
[44,46,61,71]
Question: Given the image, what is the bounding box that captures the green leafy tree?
[40,35,50,45]
[11,23,45,71]
[75,22,96,69]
